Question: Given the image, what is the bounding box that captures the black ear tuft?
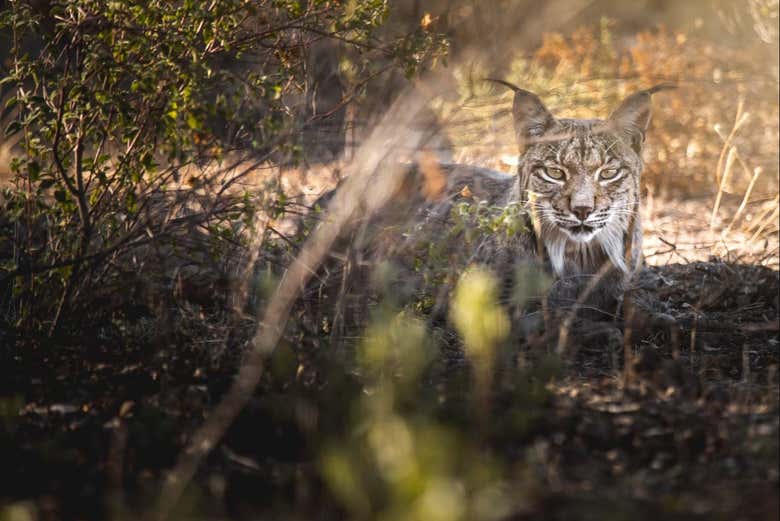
[608,84,676,153]
[485,79,554,150]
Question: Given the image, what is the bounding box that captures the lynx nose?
[570,205,593,222]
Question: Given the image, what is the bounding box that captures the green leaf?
[186,112,201,130]
[4,120,21,136]
[27,161,40,181]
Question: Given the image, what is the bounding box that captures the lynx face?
[524,120,642,243]
[494,81,672,277]
[523,120,641,245]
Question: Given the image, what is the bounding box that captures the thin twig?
[555,261,615,356]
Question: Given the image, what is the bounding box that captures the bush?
[0,0,446,336]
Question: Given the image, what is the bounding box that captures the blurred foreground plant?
[319,302,515,521]
[450,266,509,414]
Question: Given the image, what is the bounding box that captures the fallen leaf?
[49,404,79,415]
[119,401,135,418]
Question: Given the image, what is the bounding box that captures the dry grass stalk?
[745,196,779,234]
[710,145,738,229]
[724,164,763,235]
[689,275,708,371]
[622,207,639,387]
[554,261,614,357]
[748,205,779,244]
[713,99,748,187]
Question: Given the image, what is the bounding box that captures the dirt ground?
[1,259,776,520]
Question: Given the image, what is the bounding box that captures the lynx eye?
[541,167,566,182]
[598,168,621,181]
[547,168,566,180]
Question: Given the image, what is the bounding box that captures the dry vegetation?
[410,19,779,268]
[0,1,778,521]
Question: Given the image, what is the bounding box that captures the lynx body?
[416,83,672,301]
[310,83,671,316]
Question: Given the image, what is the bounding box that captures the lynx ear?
[608,83,676,153]
[512,88,555,143]
[485,79,554,150]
